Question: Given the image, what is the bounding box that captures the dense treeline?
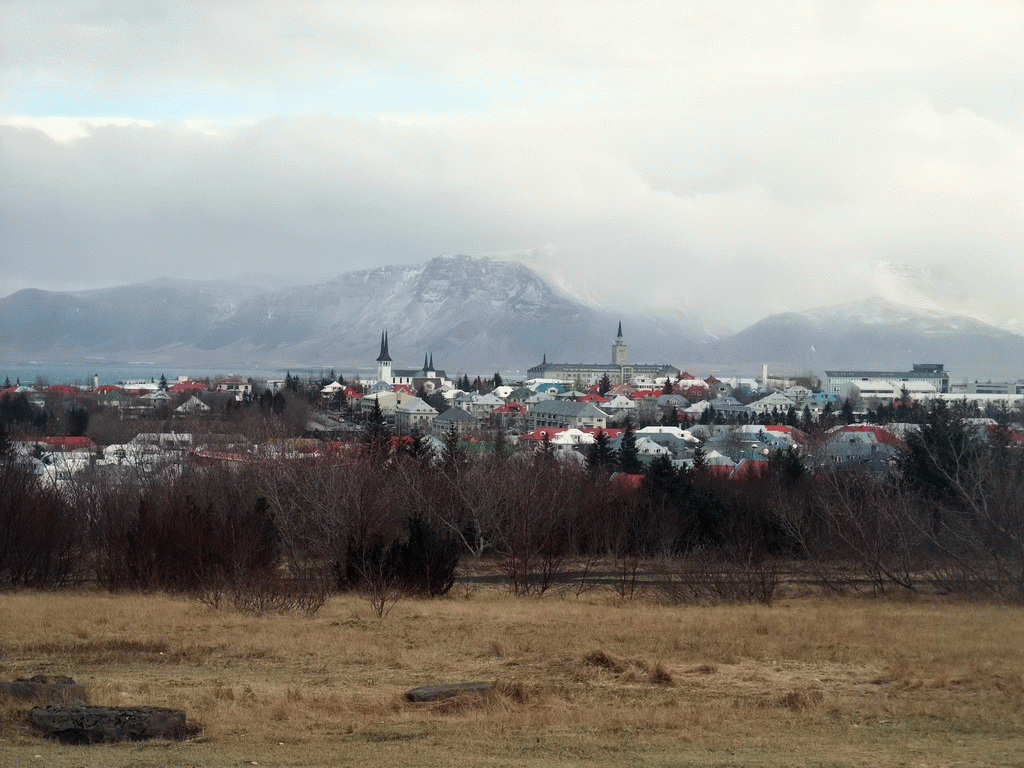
[1,401,1023,608]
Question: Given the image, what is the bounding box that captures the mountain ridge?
[1,258,1020,380]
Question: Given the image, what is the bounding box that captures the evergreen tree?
[598,373,613,396]
[159,374,168,391]
[424,391,448,414]
[786,405,799,428]
[645,453,680,497]
[408,426,433,465]
[492,371,503,388]
[663,405,679,426]
[471,376,484,393]
[822,401,834,426]
[492,424,509,457]
[363,397,391,457]
[617,416,643,474]
[691,443,707,471]
[770,446,805,486]
[662,379,674,395]
[587,428,616,474]
[66,407,89,437]
[699,404,714,425]
[332,389,347,412]
[841,398,855,424]
[1,393,36,428]
[536,431,556,465]
[900,398,981,505]
[442,422,464,472]
[259,389,273,412]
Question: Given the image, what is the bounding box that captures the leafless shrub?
[657,548,781,606]
[781,471,920,596]
[352,550,403,620]
[494,458,580,595]
[192,566,332,615]
[0,454,82,588]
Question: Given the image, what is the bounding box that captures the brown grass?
[2,588,1024,766]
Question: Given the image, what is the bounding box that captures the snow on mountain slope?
[0,255,708,372]
[700,296,1024,380]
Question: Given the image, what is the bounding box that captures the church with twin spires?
[374,331,450,392]
[526,323,679,386]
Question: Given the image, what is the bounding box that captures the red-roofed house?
[629,390,658,401]
[682,385,709,402]
[17,436,96,452]
[169,380,206,395]
[490,402,527,430]
[44,385,85,397]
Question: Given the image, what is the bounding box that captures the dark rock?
[30,705,187,744]
[405,681,492,703]
[0,678,87,704]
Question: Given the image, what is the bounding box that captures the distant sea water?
[0,361,363,388]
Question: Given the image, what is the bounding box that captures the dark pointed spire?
[423,353,429,372]
[542,352,547,365]
[429,353,434,370]
[617,321,623,338]
[376,330,392,362]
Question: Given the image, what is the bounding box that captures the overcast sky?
[2,1,1022,331]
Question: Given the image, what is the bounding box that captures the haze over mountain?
[0,255,706,375]
[695,297,1024,383]
[1,255,1020,382]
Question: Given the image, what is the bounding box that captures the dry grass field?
[3,586,1024,767]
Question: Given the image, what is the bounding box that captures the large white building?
[824,364,950,396]
[526,323,679,386]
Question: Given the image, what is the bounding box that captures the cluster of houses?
[5,327,1023,486]
[0,375,261,419]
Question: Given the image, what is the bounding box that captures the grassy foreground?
[2,587,1024,767]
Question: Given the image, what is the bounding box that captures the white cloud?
[1,1,1022,331]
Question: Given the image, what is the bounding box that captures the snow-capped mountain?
[1,259,1020,380]
[697,296,1024,381]
[855,260,1024,335]
[0,255,709,373]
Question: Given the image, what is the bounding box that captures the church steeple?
[612,323,628,366]
[376,331,392,362]
[376,330,393,385]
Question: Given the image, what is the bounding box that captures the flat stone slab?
[405,681,492,703]
[0,676,87,704]
[31,705,187,744]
